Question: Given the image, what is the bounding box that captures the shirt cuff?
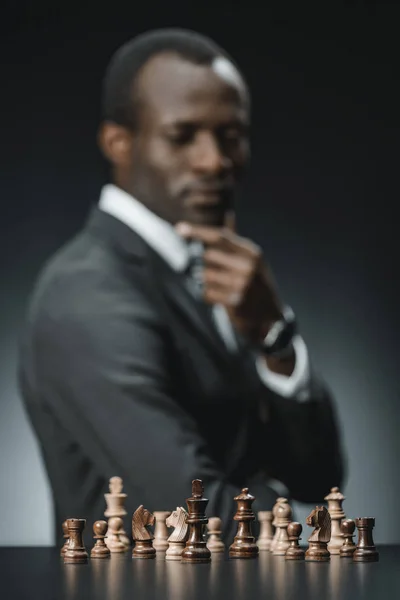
[255,334,311,400]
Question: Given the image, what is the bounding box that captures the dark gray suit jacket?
[18,207,345,543]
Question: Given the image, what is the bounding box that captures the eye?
[166,129,194,145]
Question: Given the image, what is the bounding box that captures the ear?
[97,121,133,167]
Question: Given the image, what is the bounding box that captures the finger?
[204,248,252,274]
[204,268,244,290]
[175,222,222,245]
[204,286,243,307]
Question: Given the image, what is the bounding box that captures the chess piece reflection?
[272,498,292,555]
[181,479,211,563]
[132,505,156,558]
[104,476,130,549]
[305,506,331,562]
[257,511,274,550]
[60,520,69,557]
[166,507,189,561]
[64,518,88,564]
[340,519,357,557]
[325,486,345,554]
[207,517,225,553]
[229,487,259,558]
[153,511,171,551]
[107,517,126,553]
[285,522,305,560]
[353,517,379,562]
[91,520,111,558]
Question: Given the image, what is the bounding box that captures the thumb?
[224,210,236,232]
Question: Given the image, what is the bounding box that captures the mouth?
[185,188,232,207]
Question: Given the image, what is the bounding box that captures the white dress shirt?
[98,184,311,399]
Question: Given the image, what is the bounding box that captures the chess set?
[60,477,379,565]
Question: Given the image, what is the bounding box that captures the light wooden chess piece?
[132,505,156,559]
[60,520,69,557]
[153,511,171,551]
[272,498,292,555]
[305,506,331,562]
[165,507,189,561]
[104,476,130,549]
[207,517,225,553]
[285,522,305,560]
[91,520,111,558]
[340,519,357,557]
[270,497,287,552]
[325,486,345,554]
[64,518,88,564]
[257,511,274,551]
[229,488,259,559]
[107,517,126,553]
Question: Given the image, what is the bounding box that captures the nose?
[190,131,231,174]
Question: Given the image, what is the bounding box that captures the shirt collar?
[98,184,190,272]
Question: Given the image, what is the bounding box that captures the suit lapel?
[149,250,233,367]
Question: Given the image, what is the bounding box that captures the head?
[98,29,251,226]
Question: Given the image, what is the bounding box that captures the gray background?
[1,2,399,545]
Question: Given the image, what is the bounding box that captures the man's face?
[119,53,250,226]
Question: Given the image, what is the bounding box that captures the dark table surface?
[2,546,399,600]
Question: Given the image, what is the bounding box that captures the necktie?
[186,240,205,299]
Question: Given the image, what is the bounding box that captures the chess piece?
[165,507,189,561]
[229,488,259,559]
[353,517,379,562]
[60,520,69,557]
[285,522,305,560]
[207,517,225,553]
[340,519,357,557]
[104,476,130,549]
[91,520,111,558]
[270,497,287,552]
[272,498,292,555]
[257,511,274,551]
[325,486,345,555]
[64,518,88,564]
[132,505,156,559]
[153,511,171,551]
[305,506,331,562]
[107,517,126,553]
[181,479,211,563]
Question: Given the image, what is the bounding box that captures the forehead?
[135,52,249,126]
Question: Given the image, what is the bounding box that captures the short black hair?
[101,28,238,129]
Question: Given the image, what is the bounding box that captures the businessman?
[18,28,345,543]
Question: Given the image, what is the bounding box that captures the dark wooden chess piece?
[305,506,331,562]
[181,479,211,563]
[340,519,357,557]
[285,522,305,560]
[91,520,111,558]
[353,517,379,562]
[60,520,69,557]
[64,518,88,564]
[229,488,259,559]
[132,506,156,559]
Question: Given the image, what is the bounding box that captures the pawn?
[229,488,259,559]
[153,511,171,551]
[272,498,292,555]
[257,511,274,551]
[207,517,225,553]
[60,520,69,557]
[285,522,305,560]
[91,520,111,558]
[64,518,88,564]
[340,519,356,557]
[353,517,379,562]
[107,517,126,553]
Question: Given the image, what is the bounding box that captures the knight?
[131,505,156,559]
[305,506,331,562]
[165,507,190,561]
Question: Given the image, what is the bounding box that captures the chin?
[184,209,226,228]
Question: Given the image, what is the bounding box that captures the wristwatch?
[262,306,297,356]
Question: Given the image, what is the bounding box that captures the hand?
[176,213,284,345]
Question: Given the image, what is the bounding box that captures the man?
[18,29,344,543]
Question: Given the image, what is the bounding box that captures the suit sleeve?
[31,280,273,540]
